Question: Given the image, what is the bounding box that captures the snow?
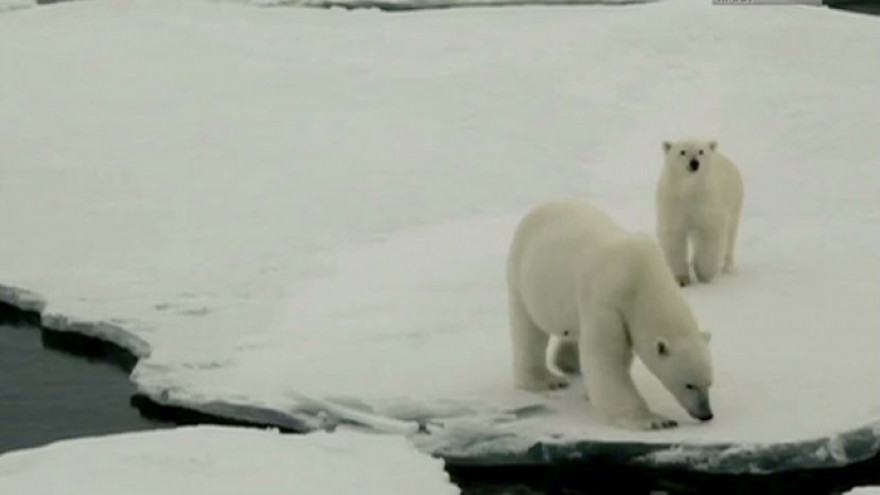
[848,488,880,495]
[2,0,879,473]
[0,0,34,13]
[0,426,460,495]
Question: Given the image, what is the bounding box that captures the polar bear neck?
[661,157,715,200]
[623,244,702,356]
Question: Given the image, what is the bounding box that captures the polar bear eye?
[698,150,704,155]
[679,150,686,156]
[685,384,696,391]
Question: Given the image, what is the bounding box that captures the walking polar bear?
[656,139,744,286]
[506,199,714,430]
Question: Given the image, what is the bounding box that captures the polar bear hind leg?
[722,211,740,273]
[509,289,569,391]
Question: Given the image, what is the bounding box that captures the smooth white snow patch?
[0,426,460,495]
[1,0,879,469]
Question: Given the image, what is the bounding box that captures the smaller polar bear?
[506,199,714,431]
[656,139,744,286]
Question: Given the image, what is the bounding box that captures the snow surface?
[848,487,880,495]
[1,0,879,472]
[0,426,460,495]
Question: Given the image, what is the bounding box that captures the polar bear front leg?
[658,226,691,287]
[692,225,727,283]
[509,290,569,391]
[579,308,677,430]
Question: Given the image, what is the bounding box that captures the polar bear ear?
[701,330,713,343]
[656,337,670,357]
[708,140,718,151]
[662,141,672,154]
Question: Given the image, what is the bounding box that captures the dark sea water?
[0,324,169,454]
[824,0,880,15]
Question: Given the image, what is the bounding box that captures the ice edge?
[40,312,152,360]
[1,282,878,472]
[253,0,658,12]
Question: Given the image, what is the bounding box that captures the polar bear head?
[662,138,718,174]
[644,331,714,422]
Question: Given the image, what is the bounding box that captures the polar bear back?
[507,199,645,336]
[714,152,744,212]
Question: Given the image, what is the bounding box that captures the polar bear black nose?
[688,159,700,172]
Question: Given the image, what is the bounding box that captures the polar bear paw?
[615,413,678,431]
[515,370,570,392]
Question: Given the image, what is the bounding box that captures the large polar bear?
[506,199,714,430]
[656,138,744,286]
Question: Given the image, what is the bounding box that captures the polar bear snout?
[689,395,714,422]
[694,409,714,422]
[688,159,700,172]
[675,382,714,422]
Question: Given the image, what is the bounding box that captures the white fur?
[656,138,744,286]
[506,199,714,431]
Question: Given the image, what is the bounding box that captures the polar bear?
[506,199,714,430]
[656,138,744,286]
